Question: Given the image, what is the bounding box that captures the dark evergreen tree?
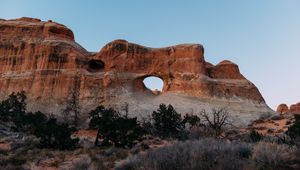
[182,113,201,127]
[34,118,79,150]
[249,130,263,142]
[89,106,144,147]
[0,91,27,130]
[0,92,79,150]
[152,104,185,138]
[286,114,300,140]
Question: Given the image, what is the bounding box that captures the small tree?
[286,114,300,142]
[182,113,201,128]
[200,108,231,136]
[34,117,79,150]
[63,76,81,126]
[152,104,185,138]
[0,92,79,150]
[89,106,144,147]
[23,111,47,133]
[249,130,263,142]
[0,91,27,130]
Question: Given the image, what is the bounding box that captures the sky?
[0,0,299,109]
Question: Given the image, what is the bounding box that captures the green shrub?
[0,92,78,150]
[34,118,79,150]
[286,114,300,140]
[152,104,185,138]
[250,130,263,142]
[0,91,27,130]
[89,106,144,148]
[182,113,201,127]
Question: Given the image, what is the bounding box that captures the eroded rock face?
[276,103,300,114]
[0,18,274,127]
[290,103,300,114]
[277,104,289,114]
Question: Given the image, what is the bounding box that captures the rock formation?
[0,17,275,127]
[277,103,300,114]
[276,104,289,114]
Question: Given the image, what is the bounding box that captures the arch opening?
[143,76,164,95]
[88,59,104,71]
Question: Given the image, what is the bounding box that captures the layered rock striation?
[0,17,274,126]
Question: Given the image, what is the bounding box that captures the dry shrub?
[116,138,252,170]
[70,155,91,170]
[252,142,296,169]
[71,147,128,170]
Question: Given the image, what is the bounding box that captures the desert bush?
[140,115,155,135]
[34,117,79,150]
[73,147,129,170]
[0,91,27,130]
[182,113,201,127]
[89,106,144,148]
[70,155,91,170]
[249,130,263,142]
[0,154,27,170]
[152,104,185,139]
[286,114,300,140]
[200,108,232,137]
[261,134,294,146]
[252,142,296,169]
[187,126,215,139]
[116,138,252,170]
[0,92,79,150]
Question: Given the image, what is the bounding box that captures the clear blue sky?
[1,0,299,109]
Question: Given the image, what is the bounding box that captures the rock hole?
[88,59,104,70]
[143,76,163,95]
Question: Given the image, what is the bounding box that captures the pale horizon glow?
[0,0,299,109]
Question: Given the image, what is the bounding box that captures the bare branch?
[200,108,232,136]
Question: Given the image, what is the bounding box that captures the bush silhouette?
[183,113,201,127]
[249,130,263,142]
[34,117,79,150]
[286,114,300,140]
[0,91,27,130]
[0,92,78,150]
[200,108,231,136]
[152,104,185,138]
[89,106,144,148]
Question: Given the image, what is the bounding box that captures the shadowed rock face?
[0,18,273,126]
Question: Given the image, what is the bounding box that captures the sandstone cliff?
[0,17,275,127]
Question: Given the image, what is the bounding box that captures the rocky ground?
[249,113,295,136]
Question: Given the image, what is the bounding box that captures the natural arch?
[87,59,104,71]
[143,76,164,95]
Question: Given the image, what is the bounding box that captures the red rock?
[0,143,11,152]
[208,60,245,79]
[290,103,300,114]
[0,18,271,125]
[276,103,300,114]
[276,104,289,114]
[152,89,162,95]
